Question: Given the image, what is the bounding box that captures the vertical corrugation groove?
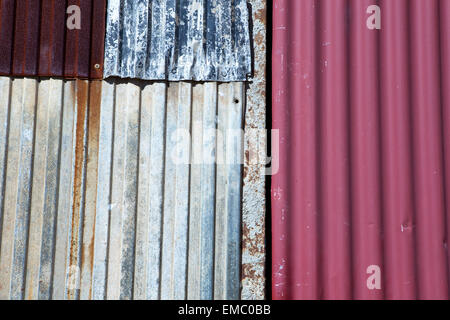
[134,82,166,300]
[410,0,448,299]
[441,0,450,296]
[349,0,383,300]
[187,83,217,300]
[90,81,114,300]
[0,77,12,279]
[52,80,77,300]
[106,82,140,300]
[379,0,416,300]
[79,81,102,300]
[68,79,89,300]
[0,0,15,75]
[161,82,192,300]
[214,83,244,300]
[12,0,40,75]
[318,0,352,299]
[26,79,64,300]
[273,0,450,300]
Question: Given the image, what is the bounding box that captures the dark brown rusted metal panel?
[0,0,16,75]
[12,0,41,76]
[0,0,106,79]
[89,0,107,79]
[39,0,66,76]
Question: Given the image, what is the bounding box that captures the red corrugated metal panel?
[272,0,450,300]
[0,0,106,79]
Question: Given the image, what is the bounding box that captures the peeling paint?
[103,0,252,81]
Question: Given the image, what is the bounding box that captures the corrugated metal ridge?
[103,0,252,81]
[0,0,106,79]
[0,76,245,300]
[272,0,450,300]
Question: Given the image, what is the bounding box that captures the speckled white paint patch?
[104,0,252,81]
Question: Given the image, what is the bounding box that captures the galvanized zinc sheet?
[0,76,245,300]
[0,0,106,79]
[273,0,450,300]
[103,0,252,81]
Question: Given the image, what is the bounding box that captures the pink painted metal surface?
[272,0,450,300]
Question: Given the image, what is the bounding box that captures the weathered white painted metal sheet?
[103,0,252,81]
[0,77,244,300]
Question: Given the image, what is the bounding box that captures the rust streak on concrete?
[241,0,267,300]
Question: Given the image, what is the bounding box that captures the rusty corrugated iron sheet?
[103,0,252,81]
[0,76,245,300]
[0,0,106,79]
[272,0,450,300]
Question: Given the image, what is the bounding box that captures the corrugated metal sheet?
[0,1,253,82]
[103,0,252,81]
[0,0,106,79]
[0,76,245,300]
[272,0,450,300]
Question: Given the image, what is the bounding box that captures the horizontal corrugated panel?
[0,0,106,79]
[103,0,252,81]
[0,76,245,300]
[272,0,450,300]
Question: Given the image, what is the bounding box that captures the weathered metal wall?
[0,76,245,300]
[0,0,106,79]
[103,0,252,81]
[272,0,450,300]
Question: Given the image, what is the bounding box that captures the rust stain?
[80,80,102,299]
[254,6,267,24]
[242,224,265,256]
[242,263,258,279]
[243,166,248,179]
[254,32,265,47]
[27,285,33,301]
[243,150,250,179]
[68,80,89,299]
